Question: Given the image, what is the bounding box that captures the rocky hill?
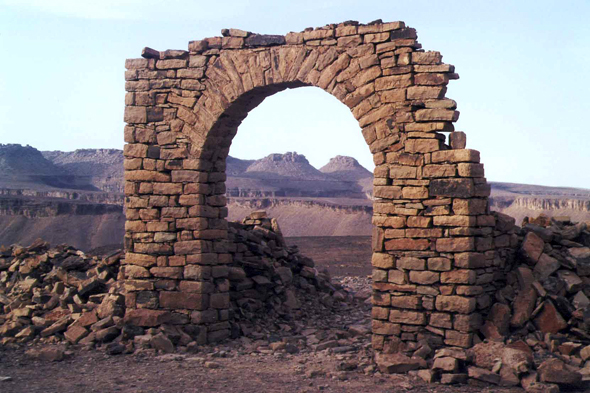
[42,149,124,193]
[319,155,373,181]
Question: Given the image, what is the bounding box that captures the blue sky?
[0,0,588,188]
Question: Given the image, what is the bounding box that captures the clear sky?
[0,0,588,188]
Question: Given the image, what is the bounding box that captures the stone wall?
[123,20,502,352]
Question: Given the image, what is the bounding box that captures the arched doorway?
[123,20,495,355]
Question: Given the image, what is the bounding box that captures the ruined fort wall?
[123,20,503,351]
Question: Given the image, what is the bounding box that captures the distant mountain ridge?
[42,149,124,193]
[1,143,589,250]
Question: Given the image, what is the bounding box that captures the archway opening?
[220,85,376,345]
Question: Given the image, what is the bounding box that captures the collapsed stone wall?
[122,20,501,353]
[0,214,360,352]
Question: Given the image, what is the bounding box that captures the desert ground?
[0,237,519,393]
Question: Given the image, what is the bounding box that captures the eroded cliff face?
[1,144,589,250]
[489,182,590,224]
[227,198,373,236]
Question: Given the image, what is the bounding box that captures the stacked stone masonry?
[123,20,507,351]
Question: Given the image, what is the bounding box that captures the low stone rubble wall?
[0,212,359,353]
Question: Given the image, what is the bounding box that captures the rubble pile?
[0,213,370,357]
[391,215,590,391]
[227,211,367,338]
[0,239,126,350]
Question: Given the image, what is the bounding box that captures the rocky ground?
[2,214,590,392]
[0,275,519,393]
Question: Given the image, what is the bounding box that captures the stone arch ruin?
[123,20,516,353]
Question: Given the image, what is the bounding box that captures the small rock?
[375,353,425,374]
[432,357,458,372]
[534,301,568,334]
[538,358,582,386]
[26,347,65,362]
[467,366,501,385]
[150,333,175,353]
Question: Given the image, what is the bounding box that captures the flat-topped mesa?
[123,19,500,363]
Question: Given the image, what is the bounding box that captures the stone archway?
[123,20,504,353]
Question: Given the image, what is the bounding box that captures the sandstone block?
[405,228,442,238]
[537,358,582,386]
[389,165,417,179]
[441,270,476,284]
[374,186,403,199]
[389,309,426,325]
[404,139,440,153]
[407,86,446,100]
[159,291,208,310]
[534,301,567,334]
[402,187,429,199]
[433,357,458,372]
[415,109,459,122]
[64,325,89,344]
[449,132,467,149]
[445,330,472,348]
[430,178,475,198]
[454,252,486,269]
[452,199,487,215]
[374,74,412,91]
[411,51,442,64]
[372,320,401,335]
[428,257,451,271]
[457,163,485,177]
[430,312,452,328]
[433,216,477,227]
[388,270,406,284]
[436,296,476,314]
[406,216,431,228]
[372,253,395,269]
[390,295,421,309]
[409,271,440,284]
[468,366,501,385]
[423,164,456,178]
[384,238,430,251]
[397,257,425,270]
[375,353,424,374]
[123,309,172,327]
[432,149,480,163]
[436,237,475,252]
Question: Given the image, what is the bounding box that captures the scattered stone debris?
[404,214,590,392]
[3,213,590,392]
[0,213,372,371]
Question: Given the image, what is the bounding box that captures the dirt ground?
[0,237,521,393]
[0,345,522,393]
[286,236,373,278]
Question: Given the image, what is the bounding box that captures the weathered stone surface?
[537,358,582,386]
[534,301,567,333]
[430,179,474,198]
[123,309,172,327]
[468,366,501,385]
[510,287,537,327]
[521,232,545,264]
[151,332,175,353]
[435,296,476,314]
[375,353,425,373]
